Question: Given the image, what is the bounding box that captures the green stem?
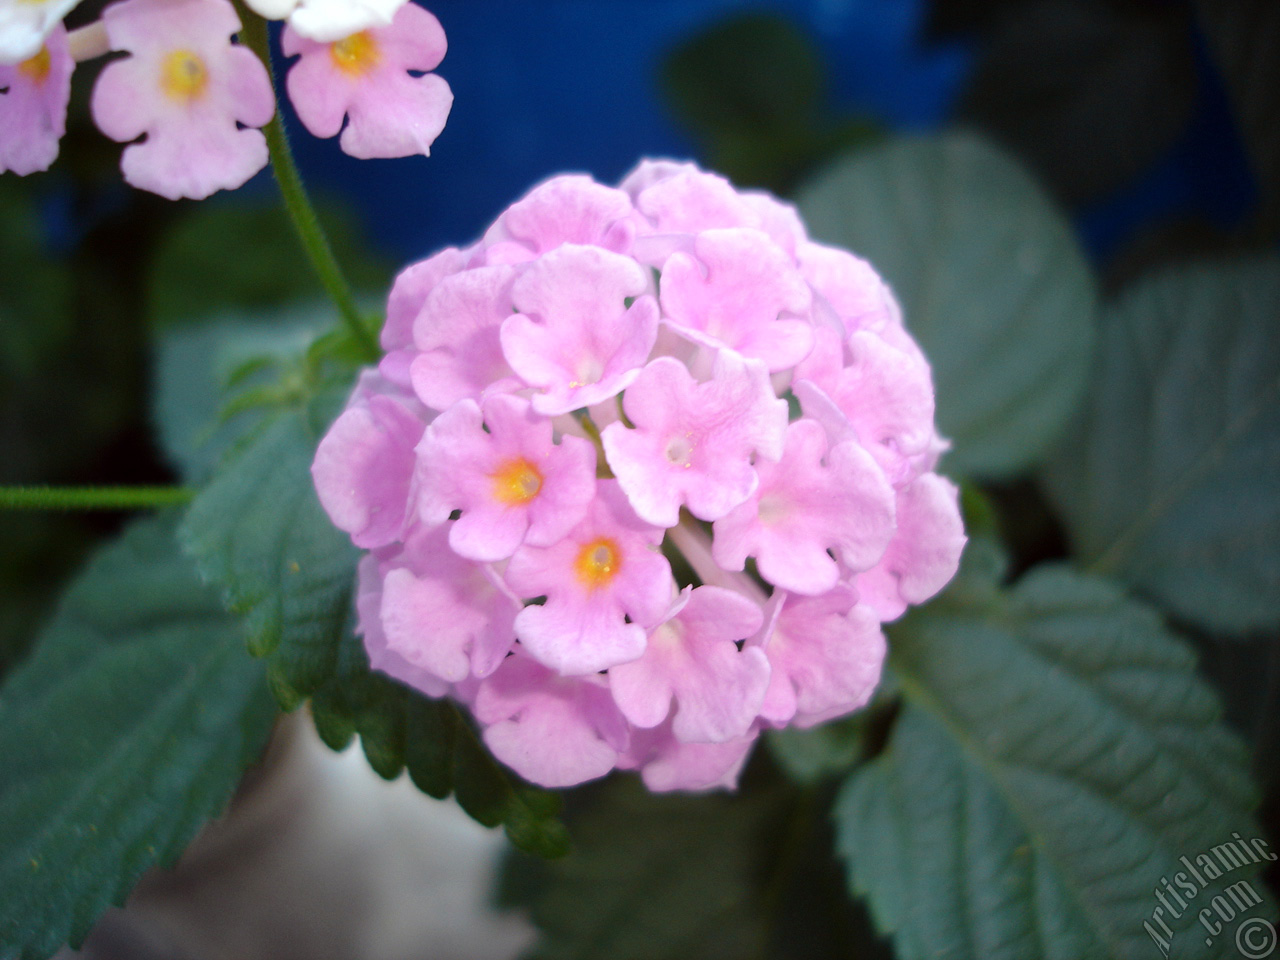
[0,486,194,511]
[239,12,380,362]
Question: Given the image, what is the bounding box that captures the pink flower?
[856,472,967,622]
[482,174,638,263]
[416,393,597,562]
[356,552,449,698]
[609,586,769,743]
[500,244,659,415]
[312,370,429,550]
[754,586,886,728]
[0,25,72,175]
[660,227,813,371]
[505,481,673,676]
[91,0,274,200]
[618,720,759,792]
[713,418,897,595]
[408,262,523,411]
[601,351,786,527]
[474,650,630,788]
[376,524,519,684]
[313,162,964,792]
[282,2,451,160]
[794,325,941,486]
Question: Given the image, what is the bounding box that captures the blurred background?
[3,0,1276,956]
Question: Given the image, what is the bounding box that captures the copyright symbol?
[1238,918,1277,959]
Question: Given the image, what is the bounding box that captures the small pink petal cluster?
[313,162,967,792]
[1,0,451,198]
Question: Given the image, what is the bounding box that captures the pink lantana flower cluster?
[312,162,967,792]
[1,0,451,198]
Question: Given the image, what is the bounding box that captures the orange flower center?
[18,46,51,83]
[329,31,380,75]
[490,458,543,506]
[574,538,621,590]
[160,49,209,102]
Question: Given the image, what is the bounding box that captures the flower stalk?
[239,10,380,361]
[0,486,194,511]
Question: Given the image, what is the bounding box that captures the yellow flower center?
[18,46,51,83]
[160,49,209,102]
[574,538,621,590]
[490,458,543,506]
[329,31,380,75]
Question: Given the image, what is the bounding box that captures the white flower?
[0,0,82,64]
[242,0,408,42]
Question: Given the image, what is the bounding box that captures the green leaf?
[501,776,788,959]
[180,389,358,709]
[795,132,1097,478]
[0,515,277,959]
[1041,255,1280,631]
[767,715,867,786]
[842,564,1269,960]
[177,343,569,856]
[151,310,330,482]
[838,706,1103,959]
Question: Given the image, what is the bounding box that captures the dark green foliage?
[837,561,1269,959]
[169,321,569,856]
[500,776,785,959]
[0,515,278,959]
[1042,255,1280,632]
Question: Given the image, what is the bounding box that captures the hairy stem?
[0,486,194,511]
[239,12,380,361]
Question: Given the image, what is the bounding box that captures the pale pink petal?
[283,3,451,159]
[92,0,273,200]
[619,720,758,792]
[0,26,72,175]
[378,524,518,682]
[409,262,520,410]
[501,244,658,415]
[617,157,700,199]
[602,351,786,527]
[474,651,629,787]
[660,228,813,371]
[754,586,886,727]
[486,174,638,257]
[505,481,673,675]
[797,241,905,338]
[416,393,597,561]
[713,419,896,594]
[795,327,938,487]
[382,246,469,351]
[610,586,768,743]
[357,553,450,697]
[856,472,966,621]
[312,371,429,549]
[635,168,760,233]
